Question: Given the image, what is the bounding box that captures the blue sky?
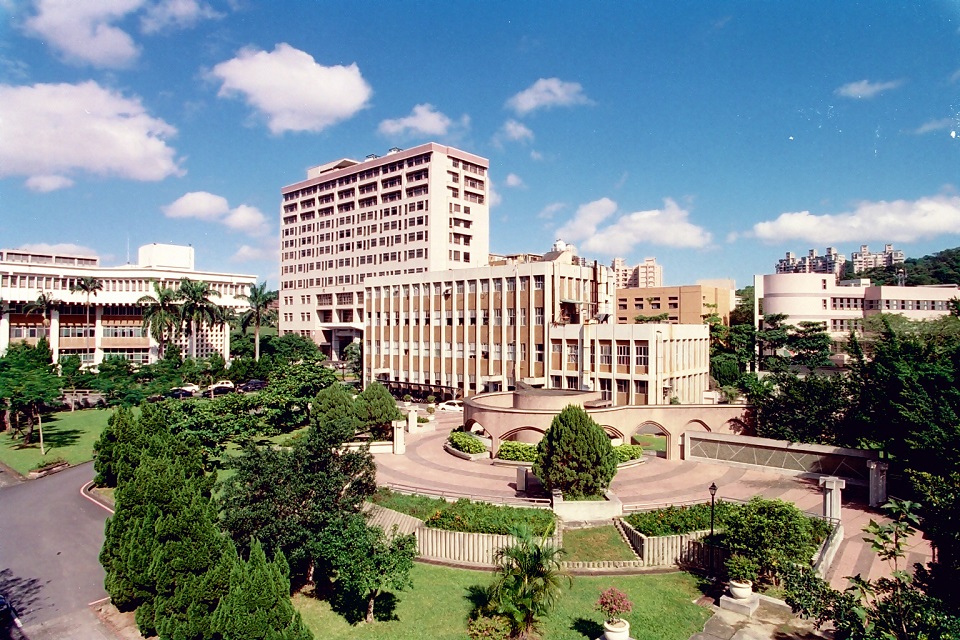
[1,1,959,289]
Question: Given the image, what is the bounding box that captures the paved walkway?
[374,414,932,591]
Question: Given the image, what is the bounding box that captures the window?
[506,278,516,292]
[506,344,515,361]
[567,344,579,365]
[507,309,516,326]
[635,345,649,366]
[600,379,612,401]
[552,343,562,353]
[534,275,544,290]
[535,344,544,363]
[599,344,612,365]
[519,308,527,326]
[494,279,503,293]
[493,344,502,360]
[494,309,502,326]
[520,344,527,361]
[617,345,630,366]
[566,376,579,390]
[535,307,544,325]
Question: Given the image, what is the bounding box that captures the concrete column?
[50,308,60,362]
[0,308,9,355]
[867,460,889,508]
[406,409,417,433]
[393,420,405,455]
[93,306,103,366]
[819,476,846,521]
[516,466,527,492]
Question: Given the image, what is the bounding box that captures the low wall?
[684,431,878,485]
[552,491,623,522]
[619,520,712,567]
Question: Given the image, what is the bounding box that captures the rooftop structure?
[776,247,846,277]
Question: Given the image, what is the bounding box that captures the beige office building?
[611,257,663,288]
[363,245,709,404]
[616,284,733,325]
[0,244,254,365]
[279,143,490,358]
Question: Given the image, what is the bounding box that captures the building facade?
[755,272,959,338]
[363,246,710,405]
[776,247,846,277]
[0,244,255,365]
[851,244,906,273]
[279,143,490,358]
[615,284,733,325]
[611,257,663,288]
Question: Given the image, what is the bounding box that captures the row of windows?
[371,307,545,327]
[282,153,433,202]
[370,341,540,362]
[371,276,545,299]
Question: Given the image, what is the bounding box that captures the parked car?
[438,400,464,412]
[208,380,235,390]
[178,383,200,394]
[209,385,235,396]
[166,388,194,399]
[238,379,268,393]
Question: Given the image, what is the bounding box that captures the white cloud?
[834,79,903,99]
[501,119,534,142]
[17,242,99,257]
[537,202,565,220]
[140,0,221,33]
[24,0,143,68]
[163,192,270,237]
[556,197,712,254]
[750,194,960,244]
[378,103,467,137]
[950,69,960,84]
[910,118,955,135]
[231,243,277,263]
[530,150,544,161]
[504,173,524,188]
[25,175,75,192]
[506,78,593,115]
[488,182,502,208]
[0,81,182,187]
[210,43,372,134]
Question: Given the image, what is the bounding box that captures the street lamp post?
[709,482,718,575]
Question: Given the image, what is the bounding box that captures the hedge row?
[614,444,645,462]
[495,441,538,462]
[447,431,486,454]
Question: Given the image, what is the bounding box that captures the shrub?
[426,405,436,415]
[403,394,412,402]
[614,444,644,463]
[417,416,429,424]
[33,456,67,471]
[624,501,737,537]
[724,497,819,576]
[467,614,511,640]
[426,395,436,404]
[596,587,633,623]
[448,431,486,454]
[496,441,538,462]
[533,405,618,498]
[725,553,760,583]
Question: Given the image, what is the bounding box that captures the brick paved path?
[374,415,932,590]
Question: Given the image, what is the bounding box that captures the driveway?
[0,463,114,640]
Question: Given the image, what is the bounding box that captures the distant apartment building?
[611,257,663,288]
[0,244,255,365]
[279,143,490,358]
[776,247,846,277]
[851,244,905,273]
[363,244,709,405]
[615,284,733,326]
[755,272,959,337]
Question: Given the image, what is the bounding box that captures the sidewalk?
[690,595,833,640]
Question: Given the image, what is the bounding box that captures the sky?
[1,1,959,290]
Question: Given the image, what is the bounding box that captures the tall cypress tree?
[532,404,618,498]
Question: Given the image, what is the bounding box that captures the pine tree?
[355,382,402,440]
[93,406,135,487]
[532,404,618,498]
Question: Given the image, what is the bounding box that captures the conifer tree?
[355,382,402,440]
[532,404,618,498]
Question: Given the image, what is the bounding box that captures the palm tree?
[138,281,181,359]
[237,282,278,361]
[70,276,103,362]
[490,525,569,639]
[176,278,222,359]
[24,291,60,363]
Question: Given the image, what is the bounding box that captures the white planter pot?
[603,618,630,640]
[728,579,753,600]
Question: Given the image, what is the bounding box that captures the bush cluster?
[614,444,645,463]
[624,500,738,537]
[448,431,487,454]
[495,441,538,462]
[370,490,554,536]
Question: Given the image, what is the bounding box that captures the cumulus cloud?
[378,103,467,137]
[231,243,277,263]
[910,118,955,135]
[504,173,524,188]
[537,202,565,220]
[17,242,99,257]
[556,197,712,254]
[750,194,960,244]
[834,79,903,99]
[488,182,502,208]
[210,43,372,134]
[506,78,593,115]
[501,119,534,142]
[950,69,960,84]
[0,81,182,189]
[163,191,270,237]
[25,175,75,192]
[24,0,143,68]
[140,0,221,33]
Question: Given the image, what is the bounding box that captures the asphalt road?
[0,463,115,640]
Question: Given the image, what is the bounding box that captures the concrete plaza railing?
[618,519,714,568]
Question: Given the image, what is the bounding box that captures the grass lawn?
[295,562,709,640]
[0,408,113,475]
[563,525,637,562]
[632,434,667,452]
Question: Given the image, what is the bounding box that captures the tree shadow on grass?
[465,583,493,613]
[39,428,83,451]
[571,617,603,638]
[328,587,400,625]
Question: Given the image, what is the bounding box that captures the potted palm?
[402,393,412,407]
[596,587,632,640]
[725,554,759,600]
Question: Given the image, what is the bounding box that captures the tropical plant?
[138,281,181,359]
[70,276,103,360]
[24,291,59,361]
[237,282,277,361]
[176,278,222,359]
[596,587,632,623]
[489,525,569,639]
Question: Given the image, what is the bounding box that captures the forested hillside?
[846,246,960,285]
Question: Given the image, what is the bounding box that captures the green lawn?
[295,562,710,640]
[0,408,113,475]
[563,525,637,562]
[632,434,667,452]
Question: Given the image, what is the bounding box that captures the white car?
[438,400,464,412]
[179,383,200,394]
[207,380,235,391]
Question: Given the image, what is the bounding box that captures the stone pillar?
[50,308,60,362]
[867,460,889,508]
[819,476,846,522]
[406,409,417,433]
[516,466,527,492]
[393,420,405,455]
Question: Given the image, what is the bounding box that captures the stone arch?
[501,425,547,444]
[634,420,670,458]
[464,418,487,437]
[600,425,625,444]
[682,419,711,433]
